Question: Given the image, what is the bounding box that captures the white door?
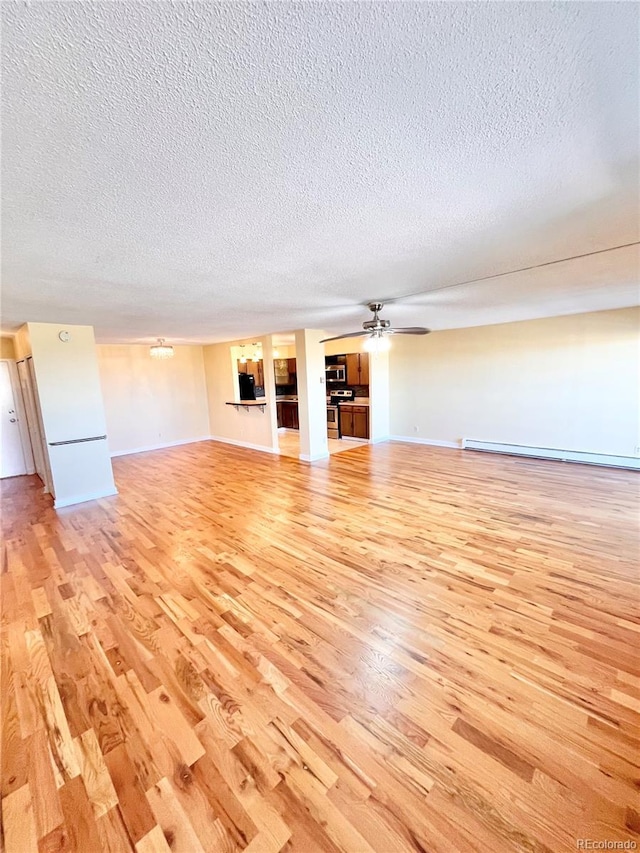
[18,358,46,483]
[0,361,27,477]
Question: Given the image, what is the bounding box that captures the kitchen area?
[274,347,370,458]
[325,352,370,441]
[235,340,370,458]
[235,343,299,433]
[274,352,300,431]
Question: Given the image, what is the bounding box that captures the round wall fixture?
[58,330,70,342]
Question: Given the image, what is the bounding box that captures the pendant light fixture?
[252,342,262,362]
[150,338,174,359]
[239,345,247,364]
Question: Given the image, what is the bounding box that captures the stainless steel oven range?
[326,403,339,439]
[326,389,354,439]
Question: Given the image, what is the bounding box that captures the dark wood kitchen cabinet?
[358,353,369,385]
[340,408,353,437]
[345,354,358,385]
[279,401,299,430]
[274,358,297,387]
[274,359,290,384]
[339,406,369,439]
[346,352,369,386]
[291,405,299,430]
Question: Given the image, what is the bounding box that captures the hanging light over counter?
[150,338,174,359]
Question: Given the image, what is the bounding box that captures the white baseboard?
[110,436,211,458]
[299,452,330,462]
[462,439,640,470]
[54,487,118,509]
[369,435,391,445]
[389,435,461,449]
[210,435,278,455]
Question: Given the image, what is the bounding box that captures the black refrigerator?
[238,373,256,400]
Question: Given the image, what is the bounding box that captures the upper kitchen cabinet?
[274,358,297,386]
[274,358,290,384]
[346,352,369,386]
[359,353,369,385]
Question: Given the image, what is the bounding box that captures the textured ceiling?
[2,1,638,343]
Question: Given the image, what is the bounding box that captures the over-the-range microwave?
[325,365,346,383]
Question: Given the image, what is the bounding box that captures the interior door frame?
[0,358,35,476]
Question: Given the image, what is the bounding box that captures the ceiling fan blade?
[387,327,431,335]
[319,331,369,343]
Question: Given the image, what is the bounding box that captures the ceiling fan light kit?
[363,331,392,353]
[320,302,430,350]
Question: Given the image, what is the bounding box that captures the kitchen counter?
[276,395,298,402]
[326,398,369,407]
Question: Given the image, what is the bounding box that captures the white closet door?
[17,357,52,491]
[0,361,27,477]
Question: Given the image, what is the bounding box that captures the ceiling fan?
[320,302,430,352]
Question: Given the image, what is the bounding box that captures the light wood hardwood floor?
[277,430,367,459]
[1,440,638,852]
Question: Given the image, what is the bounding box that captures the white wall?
[389,307,640,457]
[272,344,296,359]
[323,338,363,359]
[203,336,279,453]
[96,345,210,455]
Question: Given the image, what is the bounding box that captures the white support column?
[26,322,118,508]
[295,329,329,462]
[260,336,280,453]
[369,349,390,443]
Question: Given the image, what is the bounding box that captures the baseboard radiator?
[462,439,640,470]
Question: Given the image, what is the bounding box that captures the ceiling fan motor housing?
[363,302,389,331]
[363,318,390,330]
